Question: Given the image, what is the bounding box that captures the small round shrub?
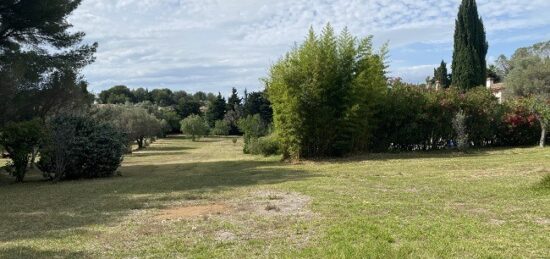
[0,119,44,182]
[38,115,126,180]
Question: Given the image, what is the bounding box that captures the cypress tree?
[434,60,449,88]
[451,0,488,90]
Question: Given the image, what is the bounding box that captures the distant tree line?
[97,86,273,135]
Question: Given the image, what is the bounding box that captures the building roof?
[490,83,505,92]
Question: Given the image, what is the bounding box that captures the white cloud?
[70,0,550,92]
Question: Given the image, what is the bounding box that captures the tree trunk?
[29,146,39,169]
[137,138,144,149]
[540,125,546,148]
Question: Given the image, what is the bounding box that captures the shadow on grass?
[310,149,494,164]
[0,159,316,243]
[0,247,89,258]
[166,135,223,143]
[141,145,196,152]
[129,146,194,157]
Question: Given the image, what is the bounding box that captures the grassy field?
[0,136,549,258]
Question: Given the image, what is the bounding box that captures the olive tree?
[93,105,163,150]
[504,41,550,147]
[211,120,230,136]
[180,115,209,141]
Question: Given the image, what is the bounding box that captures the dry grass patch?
[234,190,314,218]
[155,204,229,220]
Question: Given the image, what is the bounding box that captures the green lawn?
[0,136,549,258]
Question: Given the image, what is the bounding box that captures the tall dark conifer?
[206,93,227,126]
[451,0,488,90]
[434,60,449,88]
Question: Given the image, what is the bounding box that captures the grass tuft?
[265,204,281,212]
[538,174,550,189]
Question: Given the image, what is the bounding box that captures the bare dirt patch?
[235,190,314,218]
[215,230,237,242]
[534,218,549,225]
[134,190,317,249]
[489,219,506,226]
[155,204,229,220]
[152,191,313,221]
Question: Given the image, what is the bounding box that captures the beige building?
[486,77,506,103]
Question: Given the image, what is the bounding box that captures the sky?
[69,0,550,95]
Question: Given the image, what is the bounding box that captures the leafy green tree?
[521,97,550,147]
[451,0,488,91]
[266,24,387,159]
[227,88,242,110]
[175,96,202,119]
[494,55,511,78]
[93,105,163,150]
[0,0,86,49]
[206,93,227,126]
[504,41,550,147]
[487,64,502,83]
[211,120,231,136]
[180,115,210,141]
[172,90,189,104]
[0,119,44,182]
[225,88,244,134]
[237,114,267,153]
[193,91,208,102]
[206,92,217,103]
[224,108,243,135]
[150,89,174,106]
[132,88,151,103]
[157,109,182,133]
[434,61,450,88]
[99,85,134,104]
[243,91,273,124]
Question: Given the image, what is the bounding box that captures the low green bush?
[38,115,126,180]
[238,114,267,153]
[248,135,281,157]
[0,119,44,182]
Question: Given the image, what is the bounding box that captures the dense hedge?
[372,86,544,152]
